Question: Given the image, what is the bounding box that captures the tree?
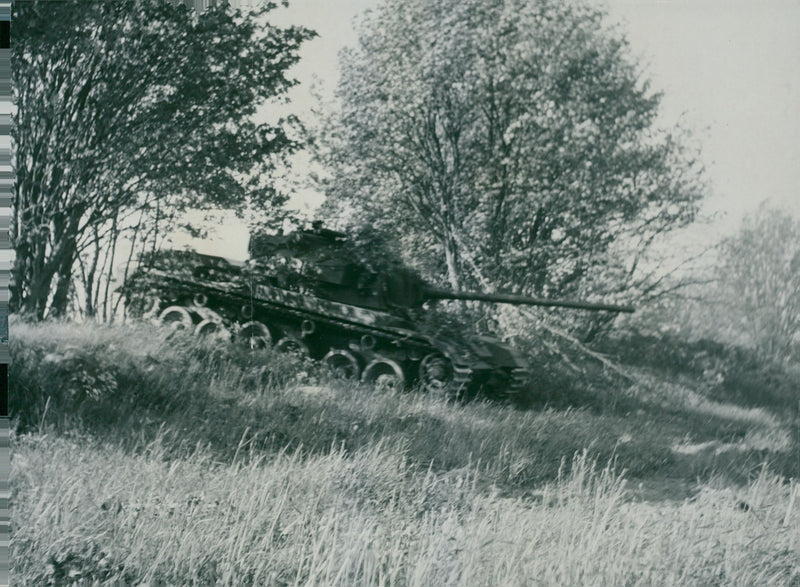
[319,0,705,338]
[11,0,314,319]
[716,206,800,363]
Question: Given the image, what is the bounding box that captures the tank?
[122,225,634,399]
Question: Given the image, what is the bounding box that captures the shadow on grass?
[11,320,800,497]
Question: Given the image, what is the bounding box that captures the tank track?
[509,366,532,396]
[127,269,529,399]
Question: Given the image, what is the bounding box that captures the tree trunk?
[12,231,51,318]
[9,248,28,314]
[50,242,77,318]
[47,213,82,319]
[113,209,145,319]
[82,225,102,318]
[443,228,461,292]
[101,219,119,322]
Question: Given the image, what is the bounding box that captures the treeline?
[10,0,798,366]
[11,0,313,319]
[699,206,799,364]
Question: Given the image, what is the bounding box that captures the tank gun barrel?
[423,288,635,313]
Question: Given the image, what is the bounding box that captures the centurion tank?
[122,225,634,399]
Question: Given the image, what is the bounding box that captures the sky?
[177,0,800,259]
[604,0,800,221]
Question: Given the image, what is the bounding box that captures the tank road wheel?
[194,319,230,341]
[323,349,361,379]
[275,336,309,357]
[237,321,272,350]
[127,294,159,319]
[140,296,160,319]
[362,358,406,391]
[192,292,208,308]
[159,306,193,330]
[419,353,455,396]
[144,298,162,321]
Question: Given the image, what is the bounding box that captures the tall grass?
[15,319,792,489]
[10,320,680,487]
[10,319,800,584]
[12,433,800,586]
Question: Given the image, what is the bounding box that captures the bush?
[596,331,800,414]
[9,320,321,436]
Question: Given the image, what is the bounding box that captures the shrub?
[596,331,800,414]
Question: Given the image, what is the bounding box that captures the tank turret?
[123,224,634,400]
[245,226,634,315]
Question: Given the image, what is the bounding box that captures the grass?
[13,433,800,585]
[10,319,800,584]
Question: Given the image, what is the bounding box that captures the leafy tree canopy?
[319,0,706,335]
[12,0,315,319]
[716,206,800,363]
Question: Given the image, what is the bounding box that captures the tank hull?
[124,251,530,399]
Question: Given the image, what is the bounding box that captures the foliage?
[595,331,800,416]
[11,0,314,319]
[319,0,706,331]
[9,320,319,439]
[715,206,800,363]
[10,319,800,584]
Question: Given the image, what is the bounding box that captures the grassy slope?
[10,321,800,585]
